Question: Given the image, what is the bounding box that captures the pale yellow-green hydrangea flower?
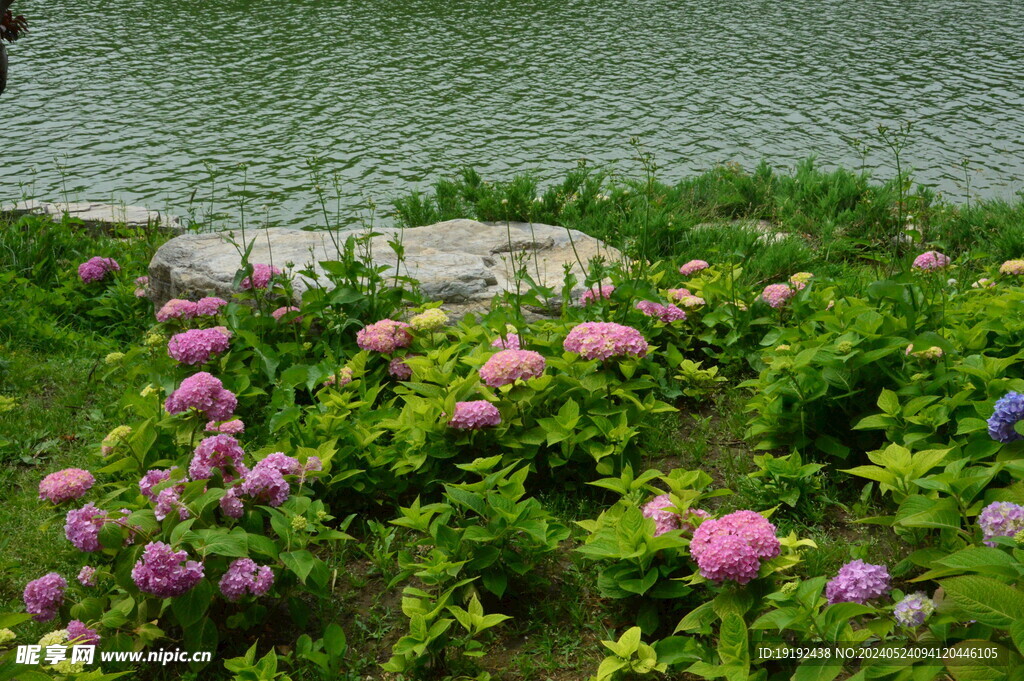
[0,628,15,645]
[409,308,448,332]
[140,384,158,398]
[291,516,308,531]
[143,332,165,348]
[102,425,133,454]
[104,352,125,365]
[0,396,17,413]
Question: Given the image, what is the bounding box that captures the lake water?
[2,0,1023,227]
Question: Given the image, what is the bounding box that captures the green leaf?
[940,576,1024,627]
[323,623,346,658]
[717,613,749,668]
[877,389,900,415]
[281,550,318,584]
[172,579,213,628]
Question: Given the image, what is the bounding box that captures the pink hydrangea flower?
[825,560,890,604]
[156,299,199,322]
[760,284,795,309]
[642,494,680,536]
[219,558,274,602]
[789,272,814,290]
[239,264,282,290]
[581,285,615,305]
[132,542,204,598]
[139,468,182,502]
[389,356,413,380]
[154,486,190,522]
[689,510,780,584]
[356,319,413,353]
[635,301,687,323]
[479,349,546,387]
[77,566,97,587]
[563,322,648,361]
[67,620,101,646]
[220,487,244,518]
[666,288,691,302]
[675,295,706,308]
[134,276,149,298]
[189,435,246,481]
[205,419,245,435]
[322,367,354,388]
[39,468,95,504]
[271,306,302,323]
[679,259,710,276]
[912,251,951,271]
[999,260,1024,276]
[65,503,107,552]
[23,572,67,621]
[195,297,228,316]
[491,334,521,350]
[240,461,290,507]
[167,327,231,365]
[165,372,237,422]
[449,401,502,430]
[78,257,120,284]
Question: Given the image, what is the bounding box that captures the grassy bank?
[1,160,1024,681]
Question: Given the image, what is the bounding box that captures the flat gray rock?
[147,219,620,316]
[8,200,184,233]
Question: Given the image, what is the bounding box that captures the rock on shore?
[148,219,619,316]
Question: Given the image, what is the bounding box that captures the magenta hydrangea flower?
[132,542,204,598]
[356,319,413,353]
[167,327,231,365]
[322,367,354,388]
[490,334,521,350]
[77,566,97,587]
[220,487,244,518]
[563,322,648,361]
[78,257,120,284]
[23,572,67,621]
[39,468,95,504]
[388,356,413,380]
[679,259,710,276]
[635,300,687,323]
[67,620,101,646]
[978,502,1024,546]
[239,264,282,290]
[912,251,951,271]
[479,349,546,387]
[219,558,274,602]
[189,435,246,481]
[205,419,245,435]
[825,560,890,604]
[448,401,502,430]
[760,284,796,309]
[155,299,199,322]
[65,503,107,552]
[581,285,615,305]
[690,510,780,584]
[194,297,228,316]
[165,372,237,422]
[271,306,302,323]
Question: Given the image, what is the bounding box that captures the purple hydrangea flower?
[219,558,274,601]
[77,257,120,284]
[77,566,97,587]
[67,620,101,646]
[65,503,107,552]
[131,542,204,598]
[23,573,67,621]
[825,560,890,604]
[220,487,244,518]
[894,592,935,628]
[189,435,246,481]
[978,502,1024,546]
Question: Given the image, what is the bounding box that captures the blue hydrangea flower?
[894,592,935,628]
[987,392,1024,443]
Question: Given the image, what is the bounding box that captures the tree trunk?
[0,42,7,96]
